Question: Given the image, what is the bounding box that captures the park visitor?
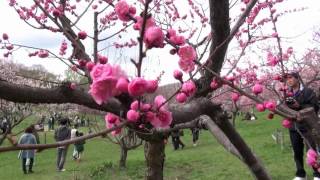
[18,126,37,174]
[73,131,85,162]
[54,118,71,172]
[284,71,320,180]
[191,127,200,147]
[171,129,185,150]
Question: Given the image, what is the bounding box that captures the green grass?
[0,112,315,179]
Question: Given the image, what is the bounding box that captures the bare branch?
[0,121,127,153]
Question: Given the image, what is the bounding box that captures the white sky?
[0,0,319,84]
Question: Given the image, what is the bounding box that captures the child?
[74,132,85,162]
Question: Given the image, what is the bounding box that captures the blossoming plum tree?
[1,0,320,179]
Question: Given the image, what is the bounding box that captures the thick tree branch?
[0,79,126,115]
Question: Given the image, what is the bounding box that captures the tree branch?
[0,121,127,153]
[0,79,126,115]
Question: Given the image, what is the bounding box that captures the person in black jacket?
[54,118,71,172]
[285,71,320,180]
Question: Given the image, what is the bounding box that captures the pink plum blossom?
[210,79,220,90]
[144,26,165,49]
[86,62,95,71]
[149,109,172,128]
[105,113,122,136]
[141,104,152,112]
[130,100,140,110]
[256,104,265,112]
[181,81,196,97]
[146,80,158,93]
[282,119,292,128]
[105,113,119,124]
[89,77,118,105]
[178,59,195,72]
[265,101,276,111]
[105,114,122,136]
[144,95,172,128]
[252,84,263,95]
[127,110,140,122]
[177,45,196,72]
[98,55,108,64]
[306,149,318,167]
[78,59,86,67]
[176,92,187,103]
[154,95,166,109]
[115,0,136,22]
[78,31,87,40]
[38,50,49,58]
[128,78,148,97]
[116,78,129,93]
[231,93,240,102]
[133,16,156,30]
[173,70,183,80]
[89,64,127,105]
[52,8,62,17]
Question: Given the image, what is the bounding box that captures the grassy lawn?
[0,112,315,179]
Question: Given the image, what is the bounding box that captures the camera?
[285,97,295,105]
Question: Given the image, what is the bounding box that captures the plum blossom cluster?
[1,33,13,57]
[59,40,68,56]
[127,95,172,128]
[89,63,127,105]
[115,0,197,73]
[114,0,136,22]
[176,80,197,103]
[104,95,173,136]
[306,149,320,172]
[105,113,122,136]
[87,62,172,131]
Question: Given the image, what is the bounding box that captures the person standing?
[171,129,185,150]
[73,131,85,162]
[191,127,200,147]
[284,72,320,180]
[54,118,71,172]
[18,127,37,174]
[70,124,78,160]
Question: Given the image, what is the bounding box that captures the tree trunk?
[211,113,271,180]
[144,140,165,180]
[119,146,128,169]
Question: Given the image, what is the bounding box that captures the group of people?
[18,118,85,174]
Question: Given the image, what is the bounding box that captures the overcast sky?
[0,0,319,84]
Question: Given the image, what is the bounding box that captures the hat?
[284,71,299,79]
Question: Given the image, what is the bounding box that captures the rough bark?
[144,140,165,180]
[199,116,241,159]
[195,0,230,96]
